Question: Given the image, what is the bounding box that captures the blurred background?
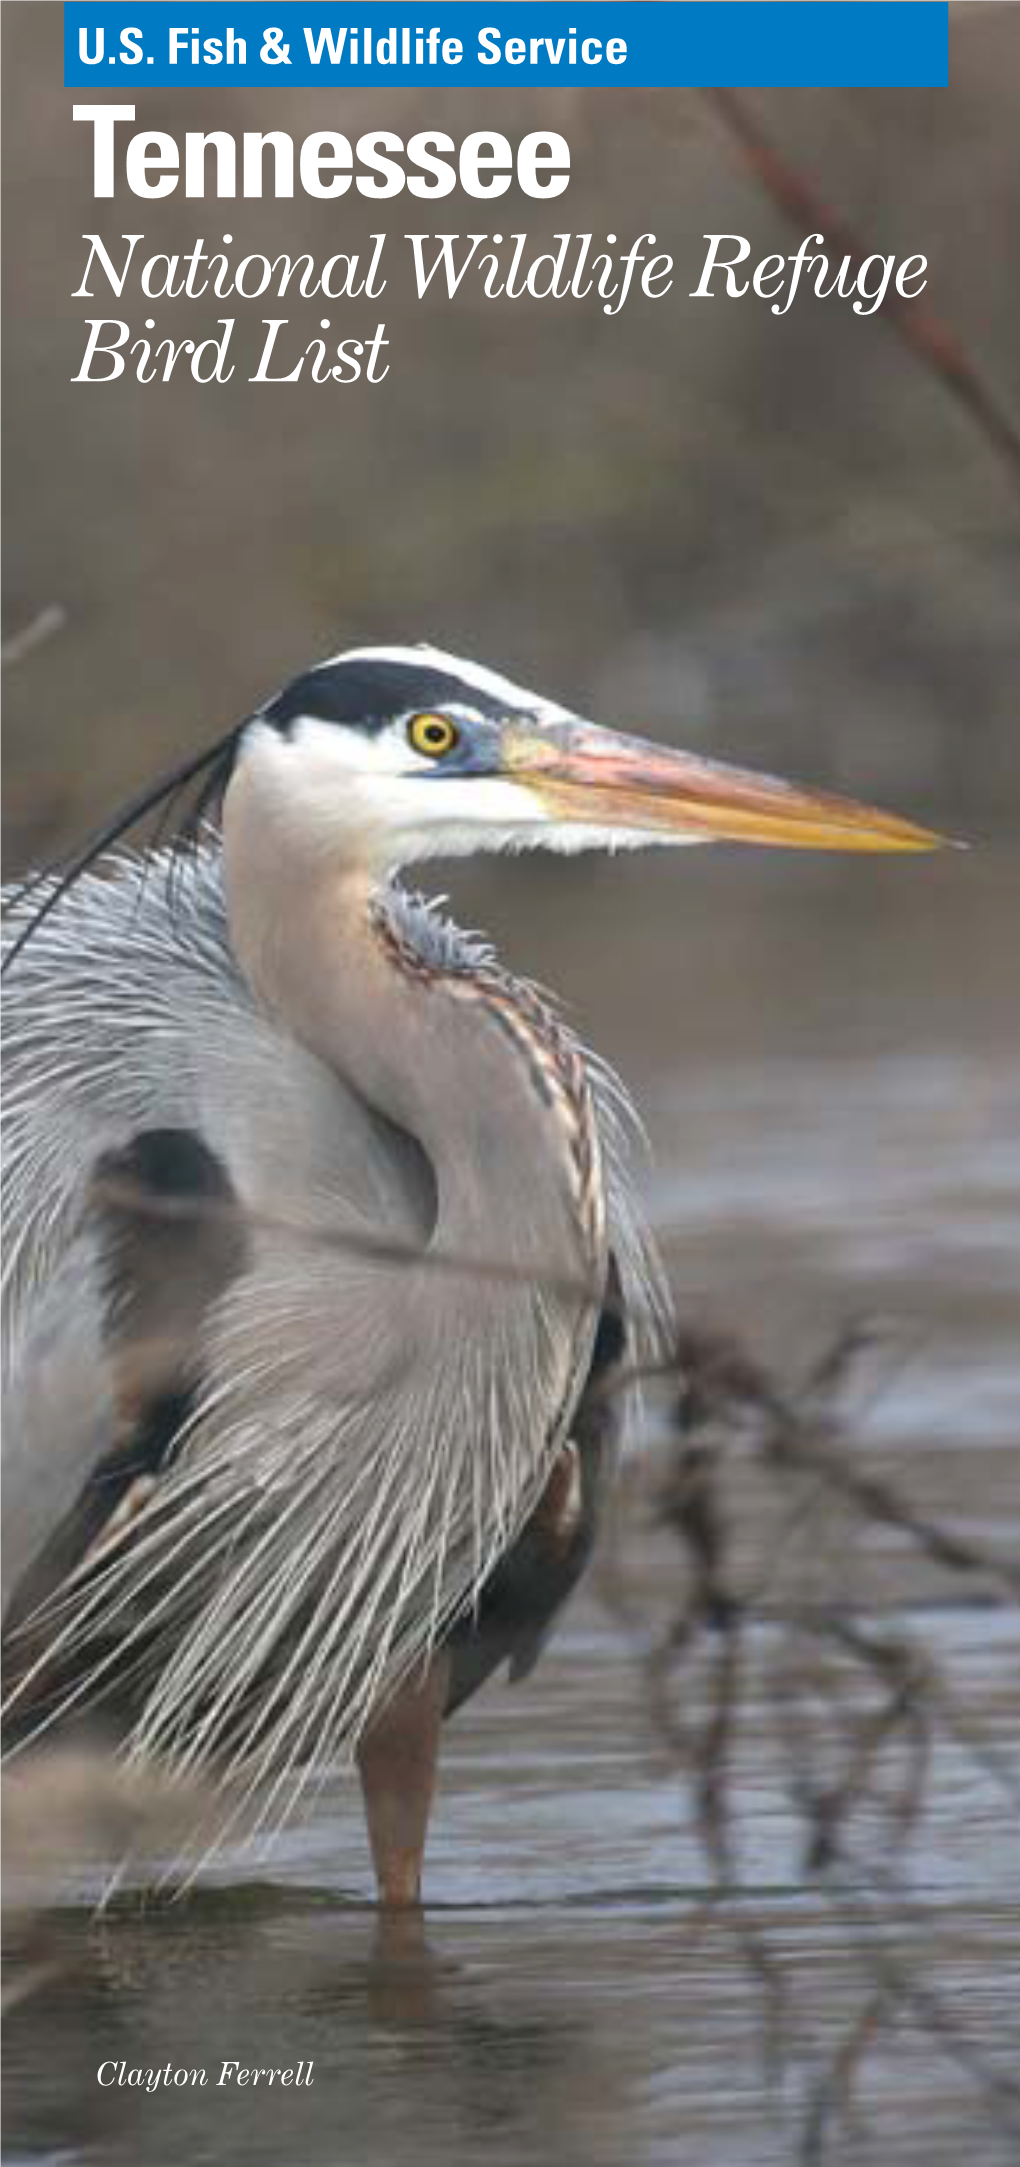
[3,5,1019,2164]
[4,6,1020,845]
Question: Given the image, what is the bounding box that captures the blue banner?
[65,4,949,91]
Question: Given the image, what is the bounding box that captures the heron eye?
[408,712,459,760]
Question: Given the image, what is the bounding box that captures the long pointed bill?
[505,721,949,853]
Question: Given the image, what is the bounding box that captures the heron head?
[235,643,947,868]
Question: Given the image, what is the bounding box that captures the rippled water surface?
[4,849,1018,2166]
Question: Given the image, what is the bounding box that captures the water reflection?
[7,1876,1018,2167]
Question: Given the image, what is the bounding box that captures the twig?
[1,605,66,669]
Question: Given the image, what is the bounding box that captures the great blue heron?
[1,644,942,1903]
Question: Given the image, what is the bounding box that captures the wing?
[3,847,447,1751]
[2,1131,248,1743]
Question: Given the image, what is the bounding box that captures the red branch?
[701,86,1020,494]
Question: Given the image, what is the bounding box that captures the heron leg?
[356,1654,449,1908]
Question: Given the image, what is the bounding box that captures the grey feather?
[2,842,670,1833]
[1,1240,114,1613]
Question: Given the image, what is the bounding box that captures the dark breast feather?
[444,1258,627,1717]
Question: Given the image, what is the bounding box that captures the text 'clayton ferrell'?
[98,2061,315,2090]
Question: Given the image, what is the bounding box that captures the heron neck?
[221,793,602,1293]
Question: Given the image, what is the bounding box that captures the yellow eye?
[407,712,459,760]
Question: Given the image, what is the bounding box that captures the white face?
[235,710,560,870]
[231,643,650,872]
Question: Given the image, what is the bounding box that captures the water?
[3,846,1018,2165]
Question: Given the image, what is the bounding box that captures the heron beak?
[504,721,950,853]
